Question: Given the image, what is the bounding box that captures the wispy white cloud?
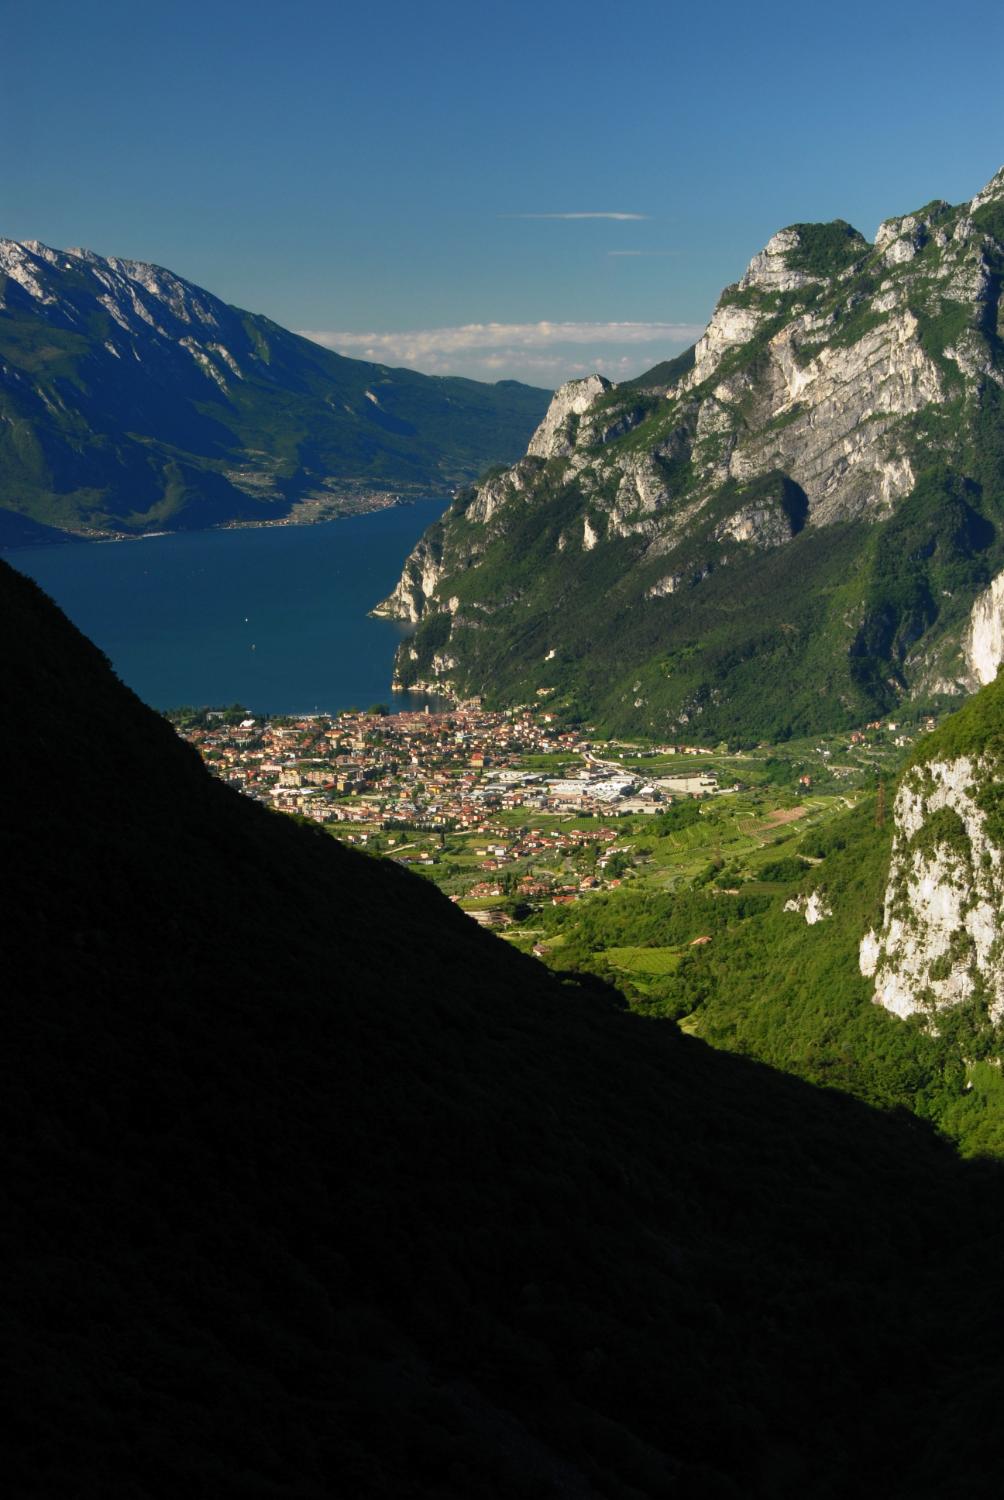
[301,319,705,387]
[304,321,701,357]
[501,211,649,221]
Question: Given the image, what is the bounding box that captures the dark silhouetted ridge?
[3,557,1003,1498]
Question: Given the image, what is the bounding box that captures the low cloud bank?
[301,319,705,384]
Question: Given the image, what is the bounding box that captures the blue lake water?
[6,500,450,715]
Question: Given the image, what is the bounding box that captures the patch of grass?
[604,944,685,976]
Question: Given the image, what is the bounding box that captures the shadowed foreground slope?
[3,557,1003,1498]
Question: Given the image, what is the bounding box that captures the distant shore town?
[171,704,726,828]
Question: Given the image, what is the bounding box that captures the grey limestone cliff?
[379,168,1004,739]
[962,568,1004,688]
[861,750,1004,1025]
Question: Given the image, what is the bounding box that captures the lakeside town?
[170,703,722,824]
[168,701,923,921]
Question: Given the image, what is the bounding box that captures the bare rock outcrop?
[860,755,1004,1023]
[526,375,612,459]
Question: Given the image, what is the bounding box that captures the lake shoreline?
[8,499,452,717]
[0,488,449,553]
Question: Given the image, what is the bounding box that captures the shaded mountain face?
[4,559,1004,1497]
[0,239,549,538]
[381,168,1004,743]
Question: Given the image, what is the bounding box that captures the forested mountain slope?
[525,673,1004,1159]
[0,239,548,538]
[4,564,1004,1496]
[381,167,1004,743]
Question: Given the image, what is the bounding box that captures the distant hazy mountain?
[380,167,1004,743]
[0,239,549,540]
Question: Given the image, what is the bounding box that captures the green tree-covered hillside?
[527,707,1004,1159]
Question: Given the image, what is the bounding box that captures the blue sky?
[6,0,1004,385]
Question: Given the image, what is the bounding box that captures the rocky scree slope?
[381,168,1004,742]
[0,239,548,538]
[5,555,1004,1498]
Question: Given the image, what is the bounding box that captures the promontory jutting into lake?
[10,501,451,715]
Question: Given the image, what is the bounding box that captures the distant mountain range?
[381,166,1004,743]
[0,239,549,541]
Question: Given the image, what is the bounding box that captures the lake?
[6,500,450,715]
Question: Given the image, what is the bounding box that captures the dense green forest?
[5,556,1004,1496]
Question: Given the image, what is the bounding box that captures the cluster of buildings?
[460,822,633,922]
[171,705,722,830]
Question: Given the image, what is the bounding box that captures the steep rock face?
[526,374,611,458]
[860,755,1004,1022]
[381,168,1004,739]
[372,525,447,623]
[721,306,941,525]
[963,568,1004,687]
[0,239,549,534]
[860,676,1004,1025]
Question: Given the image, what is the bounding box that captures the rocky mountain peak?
[970,164,1004,212]
[0,236,228,340]
[381,167,1004,742]
[874,200,956,265]
[0,238,60,303]
[688,218,873,387]
[739,226,821,294]
[0,236,550,536]
[526,373,612,459]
